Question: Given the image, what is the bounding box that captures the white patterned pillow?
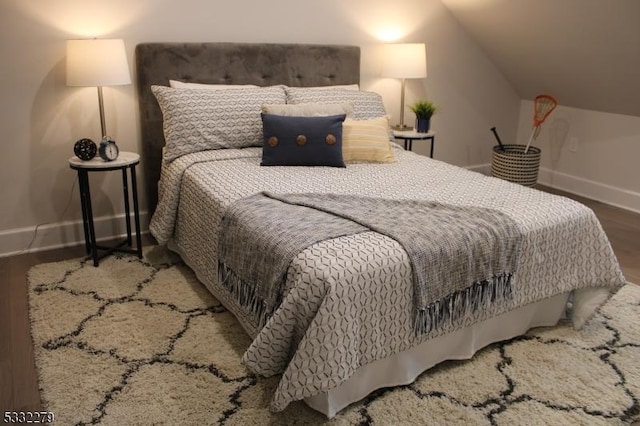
[261,102,354,117]
[285,87,387,120]
[301,84,360,91]
[152,85,286,162]
[169,80,259,89]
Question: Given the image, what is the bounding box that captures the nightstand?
[69,152,143,266]
[393,130,436,158]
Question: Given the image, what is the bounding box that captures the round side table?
[69,152,143,266]
[393,130,436,157]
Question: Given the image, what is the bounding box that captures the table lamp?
[66,38,131,139]
[382,43,427,130]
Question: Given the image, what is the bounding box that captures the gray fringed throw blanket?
[218,192,522,335]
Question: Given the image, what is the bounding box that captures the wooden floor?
[0,236,155,414]
[1,190,639,414]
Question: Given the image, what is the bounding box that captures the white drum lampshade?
[66,38,131,138]
[382,43,427,130]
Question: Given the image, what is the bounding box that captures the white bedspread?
[149,146,625,412]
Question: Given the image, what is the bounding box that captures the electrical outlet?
[569,137,579,152]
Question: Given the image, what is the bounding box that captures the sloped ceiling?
[441,0,640,117]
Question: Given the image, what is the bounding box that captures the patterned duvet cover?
[149,146,625,412]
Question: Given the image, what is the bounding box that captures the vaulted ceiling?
[440,0,640,117]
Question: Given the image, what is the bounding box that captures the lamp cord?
[18,176,78,255]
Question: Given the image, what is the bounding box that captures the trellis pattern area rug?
[28,248,639,425]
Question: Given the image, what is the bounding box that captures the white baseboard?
[537,167,640,214]
[0,212,149,258]
[466,163,640,214]
[466,164,491,175]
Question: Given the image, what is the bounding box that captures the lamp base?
[392,124,413,131]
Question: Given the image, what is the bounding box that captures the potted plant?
[409,100,437,133]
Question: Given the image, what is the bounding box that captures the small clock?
[99,137,119,161]
[73,138,97,161]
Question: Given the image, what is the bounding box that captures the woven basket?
[491,144,541,187]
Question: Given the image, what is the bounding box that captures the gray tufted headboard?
[135,42,361,214]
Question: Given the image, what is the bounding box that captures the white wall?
[441,0,640,118]
[0,0,520,256]
[515,101,640,213]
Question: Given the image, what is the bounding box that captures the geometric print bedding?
[149,147,626,413]
[28,249,639,424]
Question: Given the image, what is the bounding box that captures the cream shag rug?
[28,247,639,425]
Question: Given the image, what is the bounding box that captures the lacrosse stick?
[524,94,557,153]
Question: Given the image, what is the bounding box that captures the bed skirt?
[304,292,570,417]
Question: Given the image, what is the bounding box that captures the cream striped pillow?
[342,116,396,163]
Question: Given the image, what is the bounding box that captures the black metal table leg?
[77,170,91,255]
[130,164,143,259]
[122,168,132,246]
[80,170,99,266]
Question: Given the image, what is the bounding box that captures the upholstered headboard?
[135,42,361,214]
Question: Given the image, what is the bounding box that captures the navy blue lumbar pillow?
[260,113,346,167]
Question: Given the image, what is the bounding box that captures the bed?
[135,42,626,417]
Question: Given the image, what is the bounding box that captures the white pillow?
[300,84,360,91]
[152,85,287,162]
[169,80,259,90]
[261,102,354,117]
[285,87,388,121]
